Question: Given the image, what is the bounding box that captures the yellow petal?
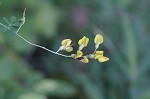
[94,34,103,44]
[78,45,84,51]
[98,56,109,62]
[75,50,83,58]
[78,36,89,47]
[65,46,73,52]
[78,38,83,45]
[96,51,103,55]
[84,37,89,46]
[66,41,71,46]
[95,51,103,59]
[80,57,89,63]
[61,39,72,46]
[95,55,102,59]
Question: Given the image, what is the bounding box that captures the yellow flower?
[78,36,89,50]
[75,50,83,58]
[65,46,73,52]
[72,50,89,63]
[95,51,109,62]
[98,56,109,62]
[80,57,89,63]
[95,51,103,59]
[61,39,72,47]
[59,39,73,52]
[94,34,103,49]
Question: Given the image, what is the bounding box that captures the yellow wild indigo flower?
[94,34,103,49]
[95,51,109,62]
[75,50,83,58]
[65,46,73,52]
[80,57,89,63]
[61,39,72,46]
[78,36,89,50]
[98,56,109,62]
[71,50,89,63]
[69,34,108,63]
[59,39,73,52]
[94,51,104,59]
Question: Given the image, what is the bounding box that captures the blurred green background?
[0,0,150,99]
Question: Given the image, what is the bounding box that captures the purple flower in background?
[72,6,88,30]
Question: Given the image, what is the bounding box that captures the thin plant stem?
[0,22,7,28]
[56,49,60,53]
[16,33,72,58]
[93,48,97,54]
[0,9,72,58]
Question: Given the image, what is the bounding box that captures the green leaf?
[121,13,138,79]
[76,73,104,99]
[1,27,7,32]
[3,17,9,24]
[10,16,16,24]
[18,92,47,99]
[0,57,18,82]
[9,28,16,35]
[0,87,6,99]
[138,89,150,99]
[33,79,77,97]
[33,2,60,38]
[11,22,20,28]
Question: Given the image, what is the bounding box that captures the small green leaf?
[9,28,16,35]
[10,16,16,24]
[1,27,7,32]
[3,17,9,24]
[11,22,20,28]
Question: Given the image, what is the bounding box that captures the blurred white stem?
[56,49,60,53]
[93,48,97,54]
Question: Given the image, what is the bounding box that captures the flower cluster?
[58,34,109,63]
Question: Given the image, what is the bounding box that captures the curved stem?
[93,48,97,54]
[0,8,72,58]
[16,33,72,58]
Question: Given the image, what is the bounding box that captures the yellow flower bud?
[94,34,103,44]
[94,51,109,62]
[80,57,89,63]
[59,39,73,52]
[65,46,73,52]
[98,56,109,62]
[61,39,72,47]
[78,36,89,50]
[94,34,103,49]
[74,50,89,63]
[95,51,103,59]
[75,50,83,58]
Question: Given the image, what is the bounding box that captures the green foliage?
[33,79,77,97]
[1,16,19,35]
[18,92,47,99]
[0,0,150,99]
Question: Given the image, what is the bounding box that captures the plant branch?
[0,8,72,58]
